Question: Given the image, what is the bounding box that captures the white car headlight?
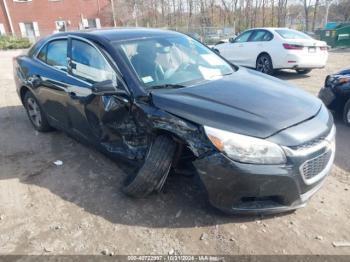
[204,126,287,165]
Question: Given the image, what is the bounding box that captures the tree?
[311,0,319,31]
[301,0,313,31]
[277,0,288,27]
[100,0,348,33]
[332,0,350,21]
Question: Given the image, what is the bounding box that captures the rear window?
[276,29,312,40]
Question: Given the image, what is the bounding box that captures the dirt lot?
[0,49,349,255]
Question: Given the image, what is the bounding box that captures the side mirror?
[92,80,118,95]
[229,37,235,43]
[212,47,220,54]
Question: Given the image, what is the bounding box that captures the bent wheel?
[123,135,177,198]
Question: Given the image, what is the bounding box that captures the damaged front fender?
[80,93,213,162]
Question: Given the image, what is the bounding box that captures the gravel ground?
[0,49,349,255]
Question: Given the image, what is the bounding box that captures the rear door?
[33,38,70,129]
[247,29,274,67]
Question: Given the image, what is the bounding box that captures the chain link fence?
[164,26,236,45]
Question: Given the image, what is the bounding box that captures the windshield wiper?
[148,84,185,90]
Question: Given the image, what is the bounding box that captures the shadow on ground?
[0,106,264,228]
[0,105,349,229]
[274,70,311,81]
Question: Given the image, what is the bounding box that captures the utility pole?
[2,0,15,36]
[111,0,117,27]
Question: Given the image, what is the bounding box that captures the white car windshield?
[276,29,312,40]
[113,36,234,89]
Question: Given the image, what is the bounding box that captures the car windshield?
[113,35,234,89]
[276,29,312,40]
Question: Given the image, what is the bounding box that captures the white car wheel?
[256,54,274,75]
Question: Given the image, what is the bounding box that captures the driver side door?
[66,37,131,146]
[217,30,254,65]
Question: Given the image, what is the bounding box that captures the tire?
[256,54,274,75]
[123,135,177,198]
[343,99,350,126]
[24,92,52,132]
[296,69,312,75]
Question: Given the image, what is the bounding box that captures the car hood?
[337,67,350,75]
[151,67,322,138]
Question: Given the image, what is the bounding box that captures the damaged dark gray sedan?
[14,28,336,214]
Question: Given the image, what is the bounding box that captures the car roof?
[244,27,293,32]
[48,28,182,42]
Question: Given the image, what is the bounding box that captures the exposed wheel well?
[153,129,197,161]
[19,86,30,104]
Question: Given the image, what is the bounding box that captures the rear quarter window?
[276,29,312,40]
[27,38,47,57]
[37,45,46,62]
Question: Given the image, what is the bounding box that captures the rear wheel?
[296,69,312,75]
[123,135,177,198]
[24,92,52,132]
[343,100,350,126]
[256,54,274,75]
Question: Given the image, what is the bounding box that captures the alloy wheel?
[257,56,271,74]
[26,97,42,128]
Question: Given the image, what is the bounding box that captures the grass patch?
[0,36,31,50]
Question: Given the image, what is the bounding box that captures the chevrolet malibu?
[14,29,335,214]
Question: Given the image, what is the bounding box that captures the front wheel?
[123,135,177,198]
[343,100,350,126]
[256,54,274,75]
[296,69,312,75]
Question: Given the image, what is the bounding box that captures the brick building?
[0,0,114,40]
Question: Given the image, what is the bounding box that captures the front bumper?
[193,127,335,215]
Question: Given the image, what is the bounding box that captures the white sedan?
[214,28,328,75]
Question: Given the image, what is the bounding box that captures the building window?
[0,24,5,36]
[19,22,40,39]
[55,21,66,32]
[81,18,101,29]
[13,0,32,2]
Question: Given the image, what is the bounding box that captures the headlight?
[204,126,286,164]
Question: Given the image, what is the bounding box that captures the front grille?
[300,150,332,180]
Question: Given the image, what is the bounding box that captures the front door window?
[70,39,116,84]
